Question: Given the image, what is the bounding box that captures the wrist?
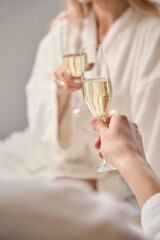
[57,88,70,97]
[116,154,151,184]
[117,155,160,208]
[116,153,147,174]
[57,91,70,122]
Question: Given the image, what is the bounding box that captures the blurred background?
[0,0,160,140]
[0,0,63,139]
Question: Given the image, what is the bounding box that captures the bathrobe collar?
[81,6,134,50]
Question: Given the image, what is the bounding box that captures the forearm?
[118,156,160,208]
[57,90,70,123]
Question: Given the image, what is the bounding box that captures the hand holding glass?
[60,24,88,115]
[81,45,116,172]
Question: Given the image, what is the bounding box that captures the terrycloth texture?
[0,7,159,199]
[141,193,160,240]
[0,176,142,240]
[24,7,160,177]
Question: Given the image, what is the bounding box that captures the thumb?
[91,117,108,134]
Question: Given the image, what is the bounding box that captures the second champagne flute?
[81,44,116,172]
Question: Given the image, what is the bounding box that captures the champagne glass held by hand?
[81,44,116,172]
[60,23,88,115]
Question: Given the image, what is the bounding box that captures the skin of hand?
[91,109,146,169]
[54,63,81,122]
[91,110,160,208]
[54,63,94,93]
[54,63,94,122]
[54,63,81,93]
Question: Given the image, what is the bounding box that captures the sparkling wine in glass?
[81,44,116,172]
[63,52,88,78]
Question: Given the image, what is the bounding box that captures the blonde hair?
[47,0,160,30]
[60,0,160,23]
[51,0,91,24]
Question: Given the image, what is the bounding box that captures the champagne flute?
[60,23,88,115]
[81,44,116,172]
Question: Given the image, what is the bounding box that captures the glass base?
[93,160,116,172]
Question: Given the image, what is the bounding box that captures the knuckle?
[133,123,138,129]
[109,109,120,117]
[92,120,100,131]
[120,114,128,121]
[115,114,128,123]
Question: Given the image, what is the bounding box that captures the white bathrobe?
[0,7,160,197]
[0,176,159,240]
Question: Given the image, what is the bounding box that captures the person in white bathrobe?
[0,110,160,240]
[0,0,160,198]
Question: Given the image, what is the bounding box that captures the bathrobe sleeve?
[141,193,160,240]
[24,22,95,169]
[131,22,160,177]
[25,23,62,149]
